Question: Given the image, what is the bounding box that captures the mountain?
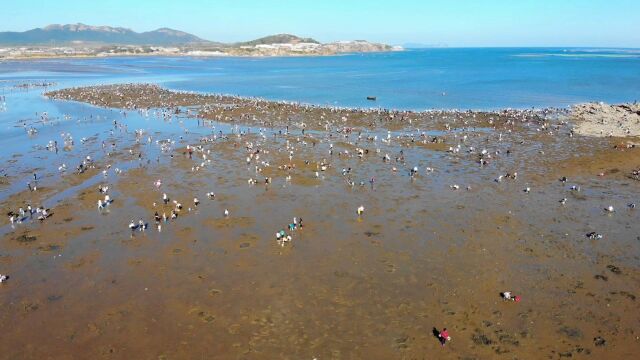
[236,34,319,47]
[0,24,402,58]
[0,23,209,46]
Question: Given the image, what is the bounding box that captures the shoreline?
[0,45,402,61]
[43,83,555,137]
[1,51,373,61]
[44,83,560,113]
[44,83,640,138]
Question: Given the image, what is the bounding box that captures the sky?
[2,0,639,47]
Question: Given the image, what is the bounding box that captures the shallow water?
[0,57,639,359]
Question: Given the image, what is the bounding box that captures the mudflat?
[0,84,638,359]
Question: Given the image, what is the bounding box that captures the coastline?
[0,50,404,62]
[0,44,403,61]
[1,51,387,61]
[44,83,640,139]
[43,83,554,132]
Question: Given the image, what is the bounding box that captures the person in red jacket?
[439,328,450,346]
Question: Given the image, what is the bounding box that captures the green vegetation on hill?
[235,34,319,46]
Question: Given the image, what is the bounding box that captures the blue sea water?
[1,47,639,110]
[0,47,639,210]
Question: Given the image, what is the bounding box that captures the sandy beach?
[0,83,639,359]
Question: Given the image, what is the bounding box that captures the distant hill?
[0,24,402,58]
[0,23,210,46]
[236,34,319,47]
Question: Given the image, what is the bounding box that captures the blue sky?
[2,0,639,47]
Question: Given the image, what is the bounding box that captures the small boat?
[366,96,377,101]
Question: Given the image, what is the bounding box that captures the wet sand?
[571,103,640,137]
[1,84,639,359]
[45,84,559,132]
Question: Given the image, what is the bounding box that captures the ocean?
[1,47,639,111]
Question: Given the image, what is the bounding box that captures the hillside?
[0,24,402,58]
[0,23,209,46]
[235,34,319,47]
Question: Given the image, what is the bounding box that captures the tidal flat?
[0,83,639,359]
